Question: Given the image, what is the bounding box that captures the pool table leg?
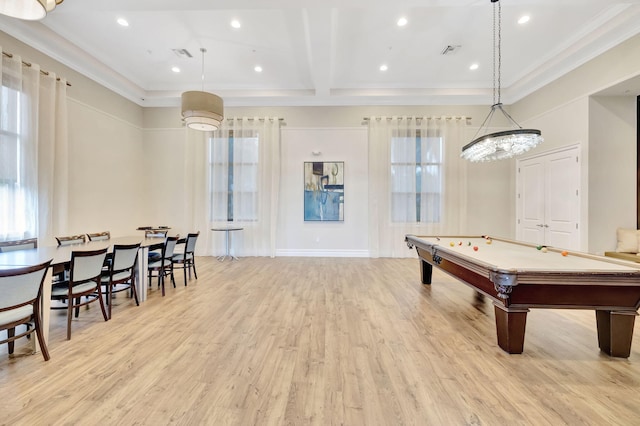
[595,310,636,358]
[494,304,529,354]
[420,260,433,285]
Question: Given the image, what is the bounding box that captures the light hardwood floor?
[1,256,639,425]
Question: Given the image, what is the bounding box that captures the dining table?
[0,236,167,353]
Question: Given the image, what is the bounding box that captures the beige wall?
[588,96,637,254]
[65,99,148,238]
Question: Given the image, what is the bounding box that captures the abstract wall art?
[304,161,344,221]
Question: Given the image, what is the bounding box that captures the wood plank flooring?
[1,256,639,425]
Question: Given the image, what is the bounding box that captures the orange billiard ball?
[473,246,478,251]
[561,250,569,257]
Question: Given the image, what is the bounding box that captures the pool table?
[405,235,640,357]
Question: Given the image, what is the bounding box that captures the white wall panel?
[278,128,369,256]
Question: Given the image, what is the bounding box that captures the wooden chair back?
[0,260,53,361]
[184,232,200,255]
[145,230,168,238]
[70,249,108,283]
[0,238,38,253]
[87,231,111,241]
[55,234,87,246]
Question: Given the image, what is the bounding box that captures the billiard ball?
[473,246,478,251]
[450,242,455,247]
[536,245,542,250]
[561,251,568,256]
[541,247,548,253]
[486,239,492,245]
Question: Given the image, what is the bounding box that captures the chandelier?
[461,0,543,162]
[181,48,224,131]
[0,0,63,20]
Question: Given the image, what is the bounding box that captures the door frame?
[516,143,582,250]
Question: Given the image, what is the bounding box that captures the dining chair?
[0,238,38,253]
[54,235,87,284]
[145,230,168,262]
[148,236,178,297]
[51,248,109,340]
[0,238,39,337]
[100,243,140,319]
[0,260,53,361]
[145,229,168,238]
[87,230,113,268]
[172,232,200,285]
[55,234,87,246]
[87,231,111,241]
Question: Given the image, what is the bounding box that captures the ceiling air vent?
[441,45,461,55]
[172,49,193,58]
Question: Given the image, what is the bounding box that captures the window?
[0,85,30,239]
[390,130,443,223]
[209,131,259,222]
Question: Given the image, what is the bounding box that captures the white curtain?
[0,47,68,244]
[368,116,468,258]
[185,117,281,257]
[183,128,211,255]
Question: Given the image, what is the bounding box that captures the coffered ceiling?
[2,0,640,107]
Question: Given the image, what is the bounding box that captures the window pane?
[390,131,442,224]
[0,86,20,133]
[390,165,415,192]
[209,133,259,222]
[421,136,442,163]
[1,85,30,239]
[390,136,415,162]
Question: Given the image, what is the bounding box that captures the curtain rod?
[363,116,471,121]
[2,51,72,87]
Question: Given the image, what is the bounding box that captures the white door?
[519,159,546,245]
[516,146,581,250]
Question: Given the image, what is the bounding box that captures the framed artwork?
[304,161,344,221]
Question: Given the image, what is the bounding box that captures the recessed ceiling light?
[518,15,530,24]
[380,64,388,72]
[469,63,479,71]
[254,66,263,73]
[171,67,181,73]
[397,17,408,27]
[117,17,129,27]
[231,19,241,29]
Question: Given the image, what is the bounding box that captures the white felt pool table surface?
[408,235,640,274]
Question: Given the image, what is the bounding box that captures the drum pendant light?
[181,48,224,131]
[461,0,543,162]
[0,0,63,20]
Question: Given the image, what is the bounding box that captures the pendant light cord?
[493,0,502,106]
[200,48,207,91]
